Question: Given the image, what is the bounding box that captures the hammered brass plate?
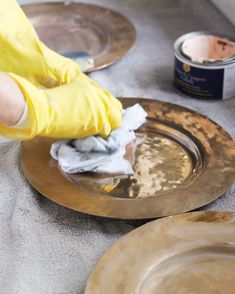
[20,98,235,219]
[85,212,235,294]
[22,2,136,72]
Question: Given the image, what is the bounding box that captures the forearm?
[0,72,26,126]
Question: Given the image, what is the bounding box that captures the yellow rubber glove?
[0,0,122,140]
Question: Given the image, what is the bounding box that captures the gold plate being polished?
[22,2,136,72]
[85,212,235,294]
[20,98,235,219]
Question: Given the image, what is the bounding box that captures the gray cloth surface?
[0,0,234,293]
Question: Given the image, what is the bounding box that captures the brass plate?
[20,98,235,219]
[85,212,235,294]
[22,2,136,72]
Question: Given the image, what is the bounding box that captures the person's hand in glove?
[0,0,122,140]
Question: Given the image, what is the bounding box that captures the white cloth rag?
[50,103,147,174]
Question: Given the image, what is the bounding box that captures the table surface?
[0,0,234,293]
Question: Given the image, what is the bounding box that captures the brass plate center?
[34,20,106,57]
[140,247,235,294]
[67,133,192,199]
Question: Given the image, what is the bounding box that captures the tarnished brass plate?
[22,2,136,72]
[20,98,235,219]
[85,212,235,294]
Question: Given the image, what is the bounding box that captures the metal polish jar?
[174,31,235,100]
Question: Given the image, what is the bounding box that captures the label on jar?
[174,57,224,100]
[223,64,235,99]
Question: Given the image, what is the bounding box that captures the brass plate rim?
[20,98,235,219]
[85,211,235,294]
[21,2,137,72]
